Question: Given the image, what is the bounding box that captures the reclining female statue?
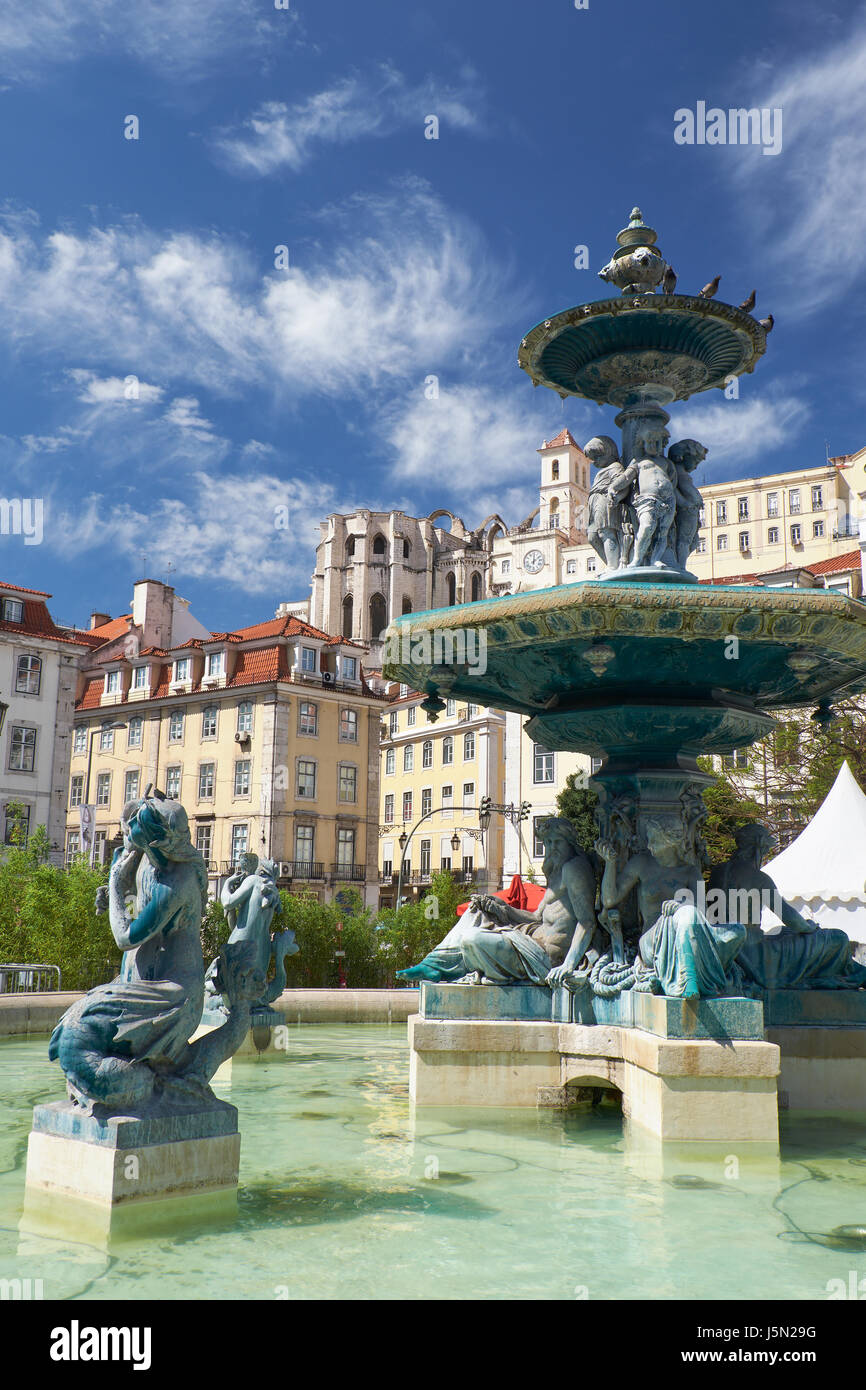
[397,818,598,987]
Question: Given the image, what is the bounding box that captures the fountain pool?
[3,1027,866,1301]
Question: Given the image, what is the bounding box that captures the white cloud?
[0,190,511,400]
[0,0,295,83]
[163,396,219,442]
[68,369,163,405]
[731,17,866,315]
[214,66,482,176]
[384,383,591,501]
[672,390,811,479]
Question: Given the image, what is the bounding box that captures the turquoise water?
[3,1026,866,1300]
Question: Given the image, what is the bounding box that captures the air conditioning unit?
[234,732,250,745]
[322,671,334,685]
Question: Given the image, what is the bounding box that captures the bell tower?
[537,430,590,541]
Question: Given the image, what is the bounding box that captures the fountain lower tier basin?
[383,581,866,754]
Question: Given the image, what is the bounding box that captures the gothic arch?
[342,593,354,639]
[370,592,388,639]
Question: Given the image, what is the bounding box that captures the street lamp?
[450,830,460,854]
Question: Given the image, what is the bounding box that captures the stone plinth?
[23,1099,240,1240]
[408,1015,780,1144]
[761,990,866,1027]
[769,1025,866,1110]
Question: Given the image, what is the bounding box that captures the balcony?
[277,861,325,880]
[330,863,366,882]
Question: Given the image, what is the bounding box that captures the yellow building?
[378,686,507,902]
[66,580,386,906]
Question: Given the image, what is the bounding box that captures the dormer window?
[206,651,225,678]
[132,665,148,689]
[105,670,122,694]
[173,657,191,682]
[2,597,23,623]
[300,647,316,673]
[342,656,357,681]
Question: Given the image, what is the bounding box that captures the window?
[73,726,87,755]
[336,828,355,872]
[716,500,727,525]
[533,816,546,858]
[96,771,111,806]
[294,825,314,865]
[15,655,41,695]
[206,650,225,678]
[92,829,108,865]
[696,537,707,553]
[739,531,750,551]
[132,664,148,689]
[446,699,456,717]
[813,520,825,538]
[533,743,554,784]
[297,759,317,798]
[463,781,475,804]
[791,524,802,544]
[389,711,398,736]
[231,824,248,863]
[501,560,511,575]
[698,506,706,526]
[127,716,143,749]
[9,725,36,771]
[441,785,453,816]
[168,710,184,742]
[738,497,749,520]
[811,485,823,510]
[406,706,416,727]
[237,701,253,734]
[4,803,30,843]
[789,489,801,513]
[463,731,475,760]
[195,824,212,862]
[768,526,780,544]
[402,791,413,822]
[66,831,80,865]
[300,647,316,673]
[421,787,432,817]
[99,722,115,752]
[198,763,215,799]
[422,739,433,769]
[420,840,431,876]
[717,534,728,551]
[403,744,414,772]
[442,736,454,766]
[587,557,597,573]
[566,560,577,575]
[342,656,357,681]
[551,459,560,480]
[339,763,358,803]
[299,701,318,737]
[165,765,181,799]
[766,492,779,518]
[173,657,191,682]
[549,512,559,530]
[234,760,251,797]
[105,669,122,694]
[385,747,395,776]
[201,706,218,738]
[384,794,395,823]
[400,684,408,698]
[70,775,84,807]
[124,769,140,804]
[340,708,358,742]
[1,597,23,623]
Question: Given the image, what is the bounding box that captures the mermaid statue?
[49,788,265,1114]
[202,853,298,1022]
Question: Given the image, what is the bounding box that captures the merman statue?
[397,818,599,987]
[49,789,265,1114]
[203,853,297,1021]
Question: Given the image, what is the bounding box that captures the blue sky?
[0,0,864,630]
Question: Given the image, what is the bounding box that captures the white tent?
[763,760,866,943]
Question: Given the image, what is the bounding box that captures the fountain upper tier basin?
[382,582,866,760]
[518,294,766,404]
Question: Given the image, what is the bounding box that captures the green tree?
[696,760,764,865]
[555,773,599,851]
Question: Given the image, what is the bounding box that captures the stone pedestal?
[21,1099,240,1243]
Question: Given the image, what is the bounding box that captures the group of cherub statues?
[584,427,706,575]
[48,787,296,1115]
[398,810,866,1000]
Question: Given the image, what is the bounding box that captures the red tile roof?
[538,429,580,452]
[803,549,860,576]
[0,580,52,597]
[0,598,95,646]
[88,614,133,641]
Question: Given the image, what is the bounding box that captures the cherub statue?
[584,435,634,570]
[668,438,707,571]
[397,818,599,987]
[49,790,264,1113]
[616,424,677,568]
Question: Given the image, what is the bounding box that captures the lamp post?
[84,719,126,865]
[393,800,531,907]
